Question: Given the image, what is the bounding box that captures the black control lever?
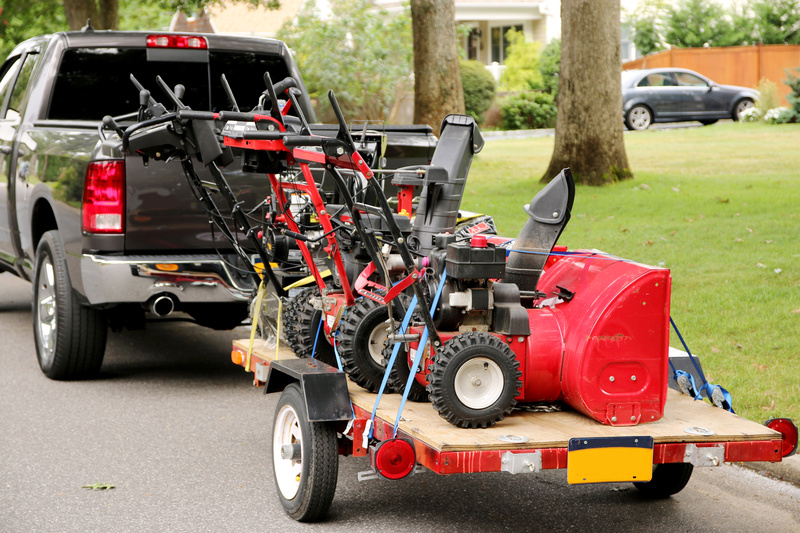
[156,75,186,110]
[102,115,125,138]
[220,74,239,112]
[262,72,286,129]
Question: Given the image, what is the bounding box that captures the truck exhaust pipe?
[149,294,176,317]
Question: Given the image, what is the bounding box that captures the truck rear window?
[48,48,292,120]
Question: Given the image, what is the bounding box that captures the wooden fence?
[622,44,800,107]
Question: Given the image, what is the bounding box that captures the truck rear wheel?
[428,332,521,428]
[272,383,338,522]
[33,230,107,380]
[633,463,693,498]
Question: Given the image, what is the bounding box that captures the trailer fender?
[265,358,352,422]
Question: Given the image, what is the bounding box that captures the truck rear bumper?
[80,253,255,305]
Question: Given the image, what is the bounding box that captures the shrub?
[755,78,780,114]
[460,60,496,123]
[539,38,561,97]
[738,106,763,123]
[764,107,794,124]
[499,91,557,130]
[501,29,543,91]
[784,66,800,118]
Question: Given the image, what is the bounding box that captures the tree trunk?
[63,0,119,31]
[410,0,464,135]
[543,0,631,185]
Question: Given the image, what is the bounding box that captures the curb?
[741,453,800,488]
[482,128,554,140]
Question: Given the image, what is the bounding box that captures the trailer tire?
[272,383,338,522]
[384,343,429,402]
[428,332,521,428]
[633,463,693,498]
[282,287,337,366]
[33,230,107,380]
[337,297,402,392]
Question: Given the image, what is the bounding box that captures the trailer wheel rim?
[366,320,390,366]
[273,404,303,500]
[453,356,505,410]
[36,258,58,363]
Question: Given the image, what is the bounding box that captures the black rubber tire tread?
[272,383,338,522]
[428,331,522,428]
[282,287,337,366]
[336,297,401,392]
[33,230,107,380]
[633,463,693,498]
[383,342,429,402]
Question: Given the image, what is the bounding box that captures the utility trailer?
[231,339,798,522]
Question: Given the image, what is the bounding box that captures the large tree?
[543,0,630,186]
[409,0,464,135]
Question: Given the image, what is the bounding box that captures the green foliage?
[462,123,800,424]
[499,91,556,130]
[278,0,413,122]
[119,0,174,31]
[665,0,740,48]
[625,0,669,56]
[538,38,560,96]
[763,106,794,124]
[751,0,800,45]
[0,1,66,60]
[500,29,542,91]
[784,66,800,117]
[460,60,496,123]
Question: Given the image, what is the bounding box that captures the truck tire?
[428,332,521,428]
[633,463,693,498]
[282,287,337,366]
[272,383,338,522]
[337,297,402,392]
[33,230,107,380]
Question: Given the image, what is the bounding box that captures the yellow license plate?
[567,436,654,484]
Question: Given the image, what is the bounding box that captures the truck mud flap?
[265,358,352,422]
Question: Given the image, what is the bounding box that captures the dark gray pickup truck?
[0,30,435,379]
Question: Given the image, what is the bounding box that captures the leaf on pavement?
[82,482,115,491]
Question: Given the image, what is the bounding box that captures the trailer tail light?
[82,160,125,234]
[371,438,416,480]
[146,34,208,49]
[765,418,798,457]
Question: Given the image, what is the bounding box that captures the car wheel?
[33,230,107,380]
[625,105,652,131]
[733,99,754,121]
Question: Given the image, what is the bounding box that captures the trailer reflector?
[372,438,416,480]
[765,418,798,457]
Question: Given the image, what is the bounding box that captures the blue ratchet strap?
[670,316,735,413]
[392,268,448,438]
[367,294,419,439]
[311,314,324,361]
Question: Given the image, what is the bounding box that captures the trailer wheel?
[272,383,338,522]
[33,230,107,380]
[337,297,401,392]
[633,463,693,498]
[384,343,428,402]
[282,287,337,366]
[428,332,521,428]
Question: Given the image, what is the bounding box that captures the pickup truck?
[0,29,436,380]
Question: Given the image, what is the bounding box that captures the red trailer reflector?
[765,418,798,457]
[146,34,208,49]
[82,160,125,234]
[372,438,416,480]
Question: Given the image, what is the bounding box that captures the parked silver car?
[622,68,759,130]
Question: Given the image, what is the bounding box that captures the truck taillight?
[146,34,208,49]
[82,160,125,234]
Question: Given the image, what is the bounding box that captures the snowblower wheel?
[384,342,429,402]
[272,383,338,522]
[428,331,521,428]
[282,287,337,366]
[337,297,402,392]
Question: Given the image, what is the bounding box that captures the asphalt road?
[2,271,799,533]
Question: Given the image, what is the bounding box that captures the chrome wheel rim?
[630,107,651,130]
[454,357,505,410]
[737,100,754,117]
[36,258,57,364]
[273,404,302,500]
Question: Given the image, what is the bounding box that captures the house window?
[491,24,523,64]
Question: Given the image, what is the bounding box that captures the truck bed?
[232,339,783,475]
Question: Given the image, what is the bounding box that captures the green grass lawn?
[462,122,800,424]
